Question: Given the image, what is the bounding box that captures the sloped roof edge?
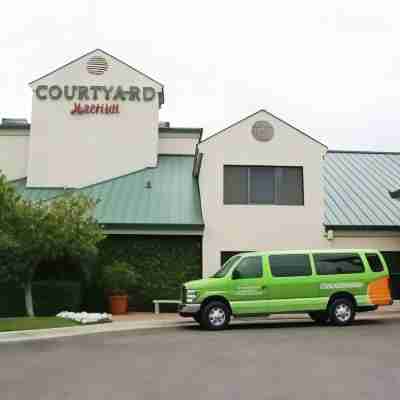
[29,48,164,89]
[200,109,327,148]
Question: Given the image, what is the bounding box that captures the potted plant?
[103,261,136,315]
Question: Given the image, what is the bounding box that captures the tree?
[0,174,105,316]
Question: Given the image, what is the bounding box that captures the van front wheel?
[201,301,231,330]
[329,298,355,326]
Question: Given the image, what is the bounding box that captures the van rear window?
[366,254,384,272]
[269,254,312,277]
[314,253,364,275]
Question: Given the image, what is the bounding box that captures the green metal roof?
[324,151,400,229]
[12,178,65,201]
[12,156,204,231]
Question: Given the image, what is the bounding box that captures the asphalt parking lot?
[1,313,400,400]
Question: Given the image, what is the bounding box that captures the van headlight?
[186,289,198,303]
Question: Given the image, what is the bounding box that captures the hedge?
[92,235,202,311]
[0,235,202,316]
[0,281,82,317]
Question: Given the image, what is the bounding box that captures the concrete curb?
[0,319,193,344]
[1,303,399,343]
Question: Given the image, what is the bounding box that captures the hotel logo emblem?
[252,120,274,142]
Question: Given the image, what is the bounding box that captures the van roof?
[239,249,380,256]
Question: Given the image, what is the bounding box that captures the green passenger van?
[178,249,392,330]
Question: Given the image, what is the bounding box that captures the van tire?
[329,298,355,326]
[308,311,329,324]
[193,313,201,324]
[200,301,231,330]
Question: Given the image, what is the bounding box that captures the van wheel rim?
[209,307,226,326]
[335,303,351,322]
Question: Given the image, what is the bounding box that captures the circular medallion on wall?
[251,120,274,142]
[86,56,109,75]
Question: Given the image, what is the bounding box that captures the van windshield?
[213,255,241,278]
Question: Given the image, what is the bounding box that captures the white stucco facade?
[0,129,29,180]
[1,49,400,278]
[198,111,326,275]
[197,110,400,276]
[158,134,199,155]
[28,49,163,188]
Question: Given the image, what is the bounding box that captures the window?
[269,254,312,277]
[381,252,400,274]
[223,166,248,205]
[220,251,253,265]
[213,255,241,278]
[223,166,303,205]
[366,254,384,272]
[232,257,263,279]
[314,253,364,275]
[381,252,400,300]
[276,167,304,205]
[250,167,275,204]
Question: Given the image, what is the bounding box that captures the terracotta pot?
[109,295,128,315]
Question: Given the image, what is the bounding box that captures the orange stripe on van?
[367,277,392,305]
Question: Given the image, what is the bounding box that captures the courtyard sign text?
[35,85,157,102]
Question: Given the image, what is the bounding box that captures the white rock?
[56,311,112,324]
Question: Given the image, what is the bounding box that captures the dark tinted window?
[249,166,275,204]
[223,166,303,205]
[214,255,241,278]
[314,253,364,275]
[221,251,253,265]
[276,167,304,205]
[366,254,384,272]
[381,252,400,299]
[381,252,400,274]
[224,166,248,204]
[269,254,312,277]
[233,257,263,279]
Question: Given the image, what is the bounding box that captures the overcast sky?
[1,1,399,150]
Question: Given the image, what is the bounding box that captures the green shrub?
[0,281,82,317]
[0,284,26,317]
[82,284,107,312]
[103,261,137,295]
[0,235,202,316]
[33,281,82,316]
[97,235,202,311]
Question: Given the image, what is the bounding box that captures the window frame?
[223,165,304,206]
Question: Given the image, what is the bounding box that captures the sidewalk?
[0,314,192,344]
[1,303,399,344]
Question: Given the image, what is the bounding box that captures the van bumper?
[178,303,201,317]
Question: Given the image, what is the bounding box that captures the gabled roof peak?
[29,48,164,89]
[200,108,327,148]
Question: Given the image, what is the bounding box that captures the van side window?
[314,253,364,275]
[232,257,263,279]
[366,254,384,272]
[269,254,312,277]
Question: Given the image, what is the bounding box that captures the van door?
[229,255,269,315]
[265,253,319,312]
